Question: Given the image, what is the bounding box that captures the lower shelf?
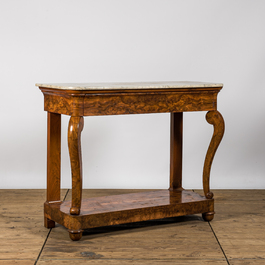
[44,189,214,232]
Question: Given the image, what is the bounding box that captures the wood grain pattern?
[39,87,220,116]
[209,190,265,261]
[169,112,183,190]
[203,111,225,200]
[83,92,218,116]
[44,190,214,238]
[61,190,209,214]
[45,112,61,228]
[37,261,228,265]
[0,261,35,265]
[43,91,84,116]
[0,189,67,261]
[41,222,225,262]
[68,116,84,215]
[40,190,225,263]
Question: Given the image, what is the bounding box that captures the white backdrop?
[1,0,265,189]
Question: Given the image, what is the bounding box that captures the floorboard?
[1,189,265,264]
[0,189,67,263]
[205,190,265,263]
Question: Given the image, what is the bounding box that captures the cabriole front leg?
[202,110,224,221]
[68,116,84,215]
[203,110,225,199]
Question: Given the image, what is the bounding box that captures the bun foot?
[202,212,215,222]
[69,230,83,241]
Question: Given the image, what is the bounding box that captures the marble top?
[36,81,223,91]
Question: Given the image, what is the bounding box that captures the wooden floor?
[1,190,265,265]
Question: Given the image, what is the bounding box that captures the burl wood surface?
[60,190,210,215]
[83,92,218,116]
[68,116,84,215]
[44,189,214,240]
[39,85,221,116]
[203,111,225,200]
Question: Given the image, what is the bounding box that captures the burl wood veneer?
[37,81,225,241]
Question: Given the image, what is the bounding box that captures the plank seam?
[208,222,230,265]
[63,189,70,201]
[34,228,52,265]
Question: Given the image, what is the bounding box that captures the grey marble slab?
[36,81,223,90]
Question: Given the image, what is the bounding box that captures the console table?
[37,81,225,241]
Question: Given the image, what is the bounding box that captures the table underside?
[44,190,213,231]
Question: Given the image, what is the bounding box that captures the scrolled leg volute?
[203,110,225,199]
